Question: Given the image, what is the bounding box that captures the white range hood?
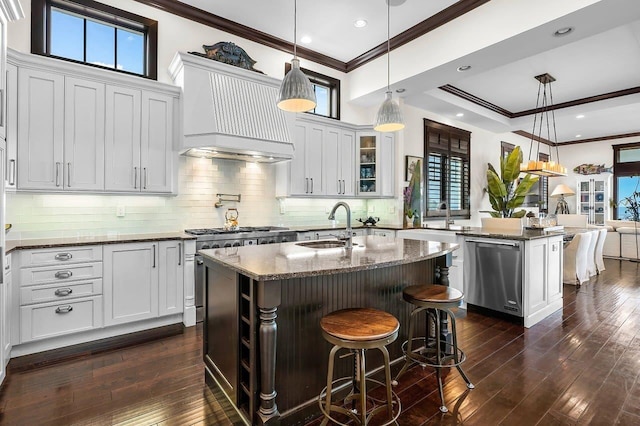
[169,52,295,162]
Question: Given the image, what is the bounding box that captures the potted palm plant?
[484,146,539,219]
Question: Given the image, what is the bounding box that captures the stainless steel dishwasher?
[463,237,524,317]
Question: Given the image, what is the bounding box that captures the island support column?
[256,279,282,425]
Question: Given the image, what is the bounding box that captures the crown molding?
[134,0,489,74]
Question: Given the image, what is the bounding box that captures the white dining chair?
[594,228,608,274]
[563,232,592,285]
[586,230,599,277]
[556,214,588,227]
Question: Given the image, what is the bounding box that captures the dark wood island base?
[200,236,456,425]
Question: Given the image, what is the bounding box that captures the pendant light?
[520,73,567,177]
[277,0,316,112]
[374,0,404,132]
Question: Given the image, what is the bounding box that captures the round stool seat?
[320,308,399,346]
[403,284,463,308]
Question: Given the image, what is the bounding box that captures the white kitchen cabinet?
[356,131,395,197]
[17,72,105,191]
[159,240,184,316]
[103,242,159,326]
[16,68,64,190]
[3,254,12,365]
[323,127,355,196]
[17,246,104,344]
[104,85,141,191]
[9,49,178,194]
[140,91,174,193]
[289,121,323,195]
[5,62,16,190]
[63,77,105,190]
[523,235,563,327]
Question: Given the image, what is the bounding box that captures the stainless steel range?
[185,227,297,321]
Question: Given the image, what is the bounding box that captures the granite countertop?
[400,225,566,241]
[199,235,458,281]
[5,232,196,254]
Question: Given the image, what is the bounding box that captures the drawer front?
[20,279,103,305]
[20,262,102,286]
[20,246,102,267]
[20,296,103,342]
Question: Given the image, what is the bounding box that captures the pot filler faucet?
[328,202,353,249]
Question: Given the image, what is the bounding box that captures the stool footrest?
[401,337,467,369]
[318,376,401,426]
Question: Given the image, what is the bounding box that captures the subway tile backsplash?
[7,157,398,239]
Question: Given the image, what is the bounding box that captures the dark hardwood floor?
[1,258,640,425]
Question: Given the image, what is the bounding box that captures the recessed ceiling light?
[576,114,585,119]
[457,65,471,72]
[252,155,262,158]
[456,113,464,117]
[575,134,582,138]
[554,27,574,37]
[300,35,312,44]
[354,19,367,28]
[395,88,405,93]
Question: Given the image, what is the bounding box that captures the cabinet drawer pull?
[134,166,138,189]
[55,305,73,314]
[54,288,73,297]
[55,253,73,261]
[178,243,182,266]
[54,270,73,279]
[56,162,61,187]
[9,159,15,186]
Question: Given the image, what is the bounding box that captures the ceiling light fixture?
[457,65,471,72]
[300,35,312,44]
[576,134,582,138]
[576,114,585,119]
[554,27,574,37]
[354,19,367,28]
[456,113,464,117]
[373,0,404,132]
[395,88,405,93]
[520,73,567,177]
[276,0,316,112]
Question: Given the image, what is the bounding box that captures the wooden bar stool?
[393,284,474,413]
[318,308,401,426]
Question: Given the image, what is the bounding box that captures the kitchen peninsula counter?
[200,236,455,425]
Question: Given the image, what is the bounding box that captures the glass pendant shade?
[374,91,405,132]
[277,58,317,113]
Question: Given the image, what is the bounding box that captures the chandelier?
[520,73,567,177]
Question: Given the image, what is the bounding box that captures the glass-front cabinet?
[356,132,394,197]
[577,175,611,225]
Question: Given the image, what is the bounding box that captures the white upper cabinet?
[140,91,173,193]
[323,127,355,197]
[9,49,179,194]
[64,77,105,191]
[104,85,142,192]
[17,68,64,190]
[5,62,17,190]
[356,131,395,197]
[288,120,323,196]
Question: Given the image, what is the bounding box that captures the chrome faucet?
[328,202,352,249]
[440,200,454,228]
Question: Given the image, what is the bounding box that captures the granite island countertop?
[199,235,458,281]
[5,232,196,254]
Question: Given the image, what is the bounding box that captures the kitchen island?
[199,235,457,425]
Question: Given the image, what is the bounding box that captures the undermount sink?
[296,240,348,249]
